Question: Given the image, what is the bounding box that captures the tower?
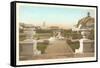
[42,21,46,29]
[87,12,90,17]
[43,21,46,27]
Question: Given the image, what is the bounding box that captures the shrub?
[36,29,52,33]
[66,39,80,52]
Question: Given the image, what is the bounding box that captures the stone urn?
[81,30,90,39]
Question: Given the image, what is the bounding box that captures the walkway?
[32,39,74,59]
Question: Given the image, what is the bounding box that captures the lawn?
[66,39,80,52]
[69,42,80,52]
[37,43,48,54]
[33,33,52,39]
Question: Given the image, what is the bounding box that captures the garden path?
[45,39,74,57]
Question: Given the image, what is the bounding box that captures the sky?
[18,3,96,29]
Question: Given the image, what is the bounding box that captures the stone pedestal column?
[75,30,94,54]
[19,26,41,60]
[33,39,41,55]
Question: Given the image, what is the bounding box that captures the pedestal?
[19,39,41,60]
[75,38,94,54]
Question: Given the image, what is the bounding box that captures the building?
[72,12,95,31]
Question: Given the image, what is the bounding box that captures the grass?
[19,35,26,41]
[33,33,52,39]
[66,39,80,52]
[37,43,48,54]
[69,42,79,52]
